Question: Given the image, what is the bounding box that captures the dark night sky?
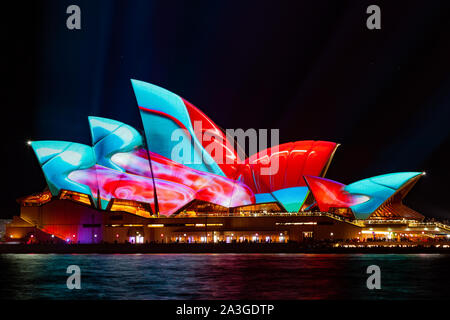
[3,0,450,219]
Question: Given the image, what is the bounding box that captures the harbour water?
[0,253,449,299]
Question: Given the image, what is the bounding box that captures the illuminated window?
[109,199,152,218]
[177,200,229,216]
[329,207,354,219]
[59,190,92,206]
[369,192,423,221]
[234,203,282,214]
[302,231,313,238]
[20,190,52,206]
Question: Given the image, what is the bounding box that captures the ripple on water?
[0,253,449,299]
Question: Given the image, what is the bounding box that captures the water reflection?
[0,253,449,299]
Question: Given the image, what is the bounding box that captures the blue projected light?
[88,116,144,171]
[369,172,422,190]
[254,193,277,204]
[131,79,225,176]
[272,186,309,213]
[344,172,422,219]
[30,141,98,206]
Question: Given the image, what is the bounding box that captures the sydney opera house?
[6,80,450,244]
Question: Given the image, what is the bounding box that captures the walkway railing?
[176,211,364,226]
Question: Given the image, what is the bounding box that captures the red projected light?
[240,141,337,193]
[303,175,367,212]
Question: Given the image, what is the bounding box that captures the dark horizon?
[3,0,450,219]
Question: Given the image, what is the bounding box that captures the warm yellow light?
[147,224,164,228]
[275,222,317,225]
[362,230,389,235]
